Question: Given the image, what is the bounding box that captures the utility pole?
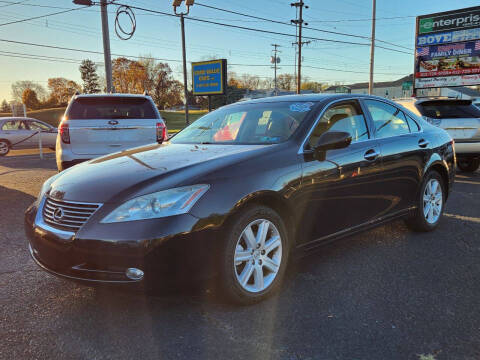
[173,0,195,126]
[291,1,308,94]
[73,0,112,92]
[100,0,113,92]
[271,44,281,96]
[368,0,376,95]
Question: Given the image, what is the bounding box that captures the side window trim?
[300,98,372,153]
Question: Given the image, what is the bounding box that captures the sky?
[0,0,479,101]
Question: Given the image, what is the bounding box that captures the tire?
[405,170,445,232]
[220,205,290,305]
[0,140,10,156]
[457,158,480,173]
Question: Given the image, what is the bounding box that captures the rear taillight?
[156,122,167,143]
[59,121,70,144]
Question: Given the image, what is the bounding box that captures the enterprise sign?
[192,59,227,96]
[414,6,480,90]
[419,6,480,34]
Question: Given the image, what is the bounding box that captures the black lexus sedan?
[25,94,455,304]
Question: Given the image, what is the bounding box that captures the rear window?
[66,97,159,120]
[416,100,480,119]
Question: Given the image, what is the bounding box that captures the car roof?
[228,93,389,106]
[0,117,40,121]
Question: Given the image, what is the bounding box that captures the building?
[324,75,414,99]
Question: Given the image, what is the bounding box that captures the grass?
[0,108,208,132]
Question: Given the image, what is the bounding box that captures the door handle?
[418,139,429,148]
[364,149,379,161]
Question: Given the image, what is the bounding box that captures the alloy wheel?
[423,178,442,224]
[0,141,9,155]
[234,219,282,293]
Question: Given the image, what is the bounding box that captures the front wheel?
[221,205,289,305]
[457,158,480,173]
[0,140,10,156]
[405,170,445,232]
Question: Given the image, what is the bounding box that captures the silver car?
[395,98,480,172]
[0,117,57,156]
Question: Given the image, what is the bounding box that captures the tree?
[11,81,47,102]
[277,74,295,91]
[112,57,148,94]
[79,59,100,94]
[22,89,39,109]
[47,77,82,105]
[1,99,9,112]
[301,81,325,93]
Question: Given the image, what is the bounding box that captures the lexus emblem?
[108,120,119,125]
[53,208,64,222]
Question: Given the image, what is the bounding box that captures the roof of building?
[450,86,480,98]
[325,74,413,91]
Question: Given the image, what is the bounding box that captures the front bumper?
[25,197,221,284]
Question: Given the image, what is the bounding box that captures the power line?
[195,2,413,51]
[0,38,184,63]
[0,38,408,76]
[114,2,373,46]
[0,6,89,27]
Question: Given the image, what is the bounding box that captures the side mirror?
[314,131,352,160]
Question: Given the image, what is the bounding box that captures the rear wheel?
[457,158,480,173]
[221,205,289,305]
[0,140,10,156]
[405,170,445,232]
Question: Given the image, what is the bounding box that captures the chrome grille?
[42,196,101,232]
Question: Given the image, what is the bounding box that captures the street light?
[173,0,195,125]
[72,0,93,6]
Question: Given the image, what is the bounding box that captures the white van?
[56,94,167,171]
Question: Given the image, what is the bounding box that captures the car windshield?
[66,97,159,120]
[417,100,480,119]
[171,101,315,145]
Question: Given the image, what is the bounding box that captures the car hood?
[48,142,270,203]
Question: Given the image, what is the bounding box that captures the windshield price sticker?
[290,102,314,112]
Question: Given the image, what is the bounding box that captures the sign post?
[414,6,480,93]
[192,59,227,112]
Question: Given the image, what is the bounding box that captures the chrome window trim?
[297,97,372,155]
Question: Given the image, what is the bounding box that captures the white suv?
[395,98,480,172]
[56,94,167,171]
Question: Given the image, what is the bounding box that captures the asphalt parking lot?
[1,153,479,360]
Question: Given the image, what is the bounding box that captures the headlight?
[37,173,61,201]
[101,184,210,223]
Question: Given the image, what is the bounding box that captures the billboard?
[192,59,227,96]
[415,6,480,90]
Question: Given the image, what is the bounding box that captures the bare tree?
[11,81,47,102]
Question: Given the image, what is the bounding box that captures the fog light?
[125,268,144,280]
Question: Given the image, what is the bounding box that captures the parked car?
[26,94,455,304]
[56,93,167,171]
[395,97,480,172]
[0,117,57,156]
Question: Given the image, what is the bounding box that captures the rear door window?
[2,120,27,130]
[364,100,410,139]
[416,100,480,119]
[66,97,159,120]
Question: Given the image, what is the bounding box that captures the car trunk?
[69,119,156,155]
[416,100,480,140]
[65,96,160,156]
